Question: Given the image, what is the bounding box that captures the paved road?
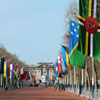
[0,87,86,100]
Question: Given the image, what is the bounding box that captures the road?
[0,87,86,100]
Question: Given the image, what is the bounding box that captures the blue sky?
[0,0,76,65]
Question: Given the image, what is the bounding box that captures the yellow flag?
[66,52,71,69]
[4,61,6,78]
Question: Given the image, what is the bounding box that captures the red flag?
[8,60,10,76]
[14,65,17,72]
[19,67,21,80]
[66,35,69,46]
[58,55,62,75]
[24,71,29,80]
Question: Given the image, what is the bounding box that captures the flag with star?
[68,20,86,68]
[78,0,100,60]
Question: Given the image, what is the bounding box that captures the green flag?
[78,0,100,60]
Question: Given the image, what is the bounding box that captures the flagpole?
[90,34,95,98]
[70,70,72,89]
[1,75,2,86]
[91,0,97,98]
[6,77,8,89]
[67,74,69,88]
[74,67,76,93]
[81,69,84,95]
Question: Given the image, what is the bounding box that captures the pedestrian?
[59,84,61,92]
[53,83,57,92]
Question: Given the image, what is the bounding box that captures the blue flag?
[6,61,8,77]
[68,20,85,68]
[61,61,67,74]
[55,62,58,77]
[61,45,67,67]
[0,57,5,74]
[68,20,79,55]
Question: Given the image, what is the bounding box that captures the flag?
[21,67,24,75]
[24,71,29,80]
[58,56,62,75]
[10,64,14,78]
[60,52,67,74]
[19,67,21,80]
[29,72,32,80]
[0,57,5,74]
[14,65,18,79]
[66,35,69,46]
[17,66,19,79]
[7,60,10,77]
[68,20,86,68]
[61,61,67,75]
[6,60,10,77]
[4,61,6,78]
[55,62,59,77]
[19,67,24,80]
[78,0,100,60]
[61,45,71,69]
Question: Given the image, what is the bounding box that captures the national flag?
[68,20,86,68]
[21,67,24,75]
[55,62,58,77]
[17,66,19,80]
[61,45,71,69]
[7,60,10,77]
[78,0,100,60]
[24,71,29,80]
[19,67,24,80]
[4,61,7,78]
[14,65,18,79]
[66,35,69,46]
[19,67,21,80]
[61,61,67,75]
[0,57,5,74]
[10,64,14,78]
[60,52,67,74]
[58,56,62,75]
[29,72,32,80]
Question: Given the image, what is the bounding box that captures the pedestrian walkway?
[0,87,86,100]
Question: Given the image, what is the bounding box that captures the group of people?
[53,83,65,92]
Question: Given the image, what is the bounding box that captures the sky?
[0,0,77,65]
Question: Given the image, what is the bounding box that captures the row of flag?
[55,0,100,78]
[0,57,32,81]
